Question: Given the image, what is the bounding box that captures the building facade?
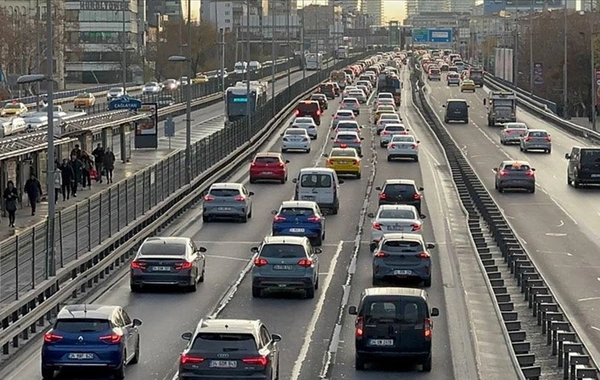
[298,4,343,52]
[362,0,383,26]
[328,0,359,12]
[483,0,568,14]
[449,0,475,13]
[406,0,450,15]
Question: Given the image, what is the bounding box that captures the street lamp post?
[563,0,569,119]
[590,3,597,131]
[529,0,534,96]
[271,0,276,115]
[286,0,291,90]
[245,2,251,140]
[169,55,192,183]
[301,0,305,80]
[122,0,127,88]
[35,0,41,111]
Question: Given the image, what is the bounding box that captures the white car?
[387,134,419,162]
[330,109,356,129]
[356,80,372,92]
[106,87,126,101]
[281,128,311,153]
[379,123,409,147]
[347,89,367,103]
[334,120,362,137]
[342,86,358,98]
[142,82,161,95]
[377,92,394,101]
[357,85,371,97]
[376,113,403,135]
[500,122,529,145]
[291,117,318,139]
[368,204,425,244]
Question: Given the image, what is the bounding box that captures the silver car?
[520,129,551,153]
[340,97,361,115]
[202,182,254,222]
[347,89,367,103]
[373,98,396,111]
[106,87,125,101]
[371,233,435,287]
[357,85,371,97]
[330,109,356,129]
[387,134,419,161]
[332,131,363,154]
[379,123,409,147]
[368,205,425,247]
[334,120,363,137]
[493,160,536,193]
[142,82,161,95]
[281,128,311,153]
[291,116,318,139]
[377,112,403,135]
[499,122,528,145]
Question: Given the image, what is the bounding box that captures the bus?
[305,53,323,71]
[337,46,350,59]
[225,86,267,123]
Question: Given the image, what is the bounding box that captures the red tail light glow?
[298,259,313,267]
[525,137,532,142]
[379,193,386,200]
[413,193,421,200]
[204,194,215,202]
[99,333,122,344]
[175,261,193,270]
[180,354,204,364]
[334,139,340,143]
[417,252,430,259]
[307,215,321,222]
[424,318,432,339]
[355,316,364,337]
[545,136,552,141]
[352,160,359,165]
[411,223,422,231]
[372,222,382,230]
[131,261,147,270]
[254,258,268,267]
[273,215,286,222]
[43,332,63,343]
[316,110,321,116]
[498,170,509,176]
[374,251,389,258]
[250,162,256,167]
[525,170,535,177]
[327,159,333,165]
[295,110,300,116]
[243,356,269,366]
[234,195,246,202]
[340,143,348,148]
[411,144,418,149]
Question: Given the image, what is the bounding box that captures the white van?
[249,61,262,71]
[293,168,343,214]
[234,61,248,74]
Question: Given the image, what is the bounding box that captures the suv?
[251,236,321,298]
[295,100,322,125]
[41,304,142,379]
[310,93,329,110]
[371,233,435,287]
[348,288,440,372]
[376,179,423,213]
[202,183,254,222]
[179,319,281,379]
[566,146,600,187]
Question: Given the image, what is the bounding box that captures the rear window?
[503,164,531,171]
[343,99,358,104]
[255,156,280,164]
[209,188,241,197]
[581,149,600,163]
[311,95,325,100]
[379,209,415,219]
[528,131,548,137]
[331,150,355,157]
[191,333,257,352]
[383,184,416,195]
[363,301,425,323]
[337,134,356,140]
[385,125,405,132]
[300,173,332,188]
[260,244,306,258]
[141,241,187,256]
[55,319,111,333]
[280,207,314,216]
[285,129,306,135]
[383,240,423,251]
[297,103,318,112]
[337,122,358,129]
[381,115,399,120]
[295,118,314,124]
[336,111,353,117]
[447,101,467,111]
[391,136,414,142]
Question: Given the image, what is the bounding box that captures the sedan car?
[332,131,363,154]
[249,152,289,183]
[373,105,397,124]
[379,123,409,147]
[499,122,528,145]
[325,146,362,179]
[447,72,460,86]
[162,79,179,91]
[387,134,419,162]
[142,81,161,95]
[129,236,207,292]
[106,87,125,101]
[368,204,425,247]
[493,160,536,193]
[330,109,356,129]
[157,95,175,107]
[375,98,397,111]
[251,236,321,298]
[376,113,403,135]
[520,129,551,153]
[73,92,96,109]
[291,116,318,139]
[460,79,476,92]
[202,182,254,222]
[357,85,371,97]
[339,97,361,115]
[281,128,311,153]
[192,74,209,84]
[1,101,28,117]
[335,120,363,137]
[271,200,325,245]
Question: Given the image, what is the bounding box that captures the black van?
[565,146,600,187]
[295,100,322,125]
[442,99,469,124]
[348,287,439,372]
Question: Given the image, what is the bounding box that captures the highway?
[424,75,600,364]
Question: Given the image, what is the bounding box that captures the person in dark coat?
[24,174,42,216]
[3,180,19,227]
[69,154,83,197]
[103,147,116,184]
[80,151,94,189]
[71,144,82,159]
[59,158,73,201]
[92,143,105,183]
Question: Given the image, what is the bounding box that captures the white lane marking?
[557,220,564,227]
[591,326,600,332]
[536,250,573,257]
[290,240,344,380]
[549,196,579,225]
[544,232,567,237]
[578,297,600,302]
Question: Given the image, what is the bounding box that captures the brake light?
[372,222,382,230]
[298,258,313,267]
[316,110,321,116]
[545,136,552,141]
[181,354,205,364]
[498,170,509,176]
[234,195,246,202]
[243,356,269,366]
[295,110,300,116]
[411,223,422,231]
[413,193,421,200]
[254,257,268,267]
[250,162,256,167]
[374,251,389,258]
[352,160,359,165]
[525,170,535,177]
[99,333,122,344]
[417,252,430,259]
[381,131,388,135]
[175,261,193,270]
[43,332,63,343]
[327,159,333,165]
[424,318,432,339]
[355,316,364,337]
[273,215,286,222]
[131,261,147,270]
[354,139,360,143]
[278,162,285,167]
[379,193,386,200]
[307,215,321,222]
[525,137,532,142]
[334,116,339,119]
[334,139,340,143]
[204,194,215,202]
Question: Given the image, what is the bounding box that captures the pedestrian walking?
[3,181,19,227]
[53,162,62,204]
[59,158,73,201]
[103,147,116,184]
[92,143,105,183]
[81,151,94,189]
[24,174,42,216]
[69,154,83,197]
[71,144,82,159]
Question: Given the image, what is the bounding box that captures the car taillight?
[316,110,321,116]
[412,144,418,149]
[278,162,285,167]
[334,116,339,119]
[307,215,321,222]
[327,159,333,165]
[412,223,422,231]
[417,252,430,259]
[250,162,256,167]
[379,193,386,200]
[372,222,381,230]
[298,258,313,267]
[43,332,63,343]
[181,354,205,364]
[99,333,122,344]
[131,261,147,270]
[525,137,532,142]
[334,138,340,143]
[526,170,535,177]
[204,194,215,202]
[374,251,389,258]
[382,131,388,135]
[499,170,509,176]
[175,261,193,270]
[545,136,552,141]
[243,356,269,366]
[355,316,364,337]
[352,160,359,165]
[234,195,246,202]
[254,258,268,267]
[424,318,432,339]
[413,193,421,200]
[295,110,300,116]
[273,215,286,222]
[354,139,360,143]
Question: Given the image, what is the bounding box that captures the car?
[565,146,600,187]
[318,82,336,99]
[442,99,469,124]
[376,179,423,213]
[377,92,394,102]
[250,152,289,183]
[340,97,361,115]
[192,74,209,84]
[373,105,397,124]
[1,101,28,117]
[348,288,440,371]
[179,319,281,379]
[325,146,362,179]
[387,134,419,161]
[379,123,409,147]
[106,87,125,101]
[441,63,449,72]
[202,182,254,222]
[251,236,321,298]
[310,93,329,110]
[356,80,373,92]
[493,160,536,193]
[334,120,363,136]
[330,109,356,129]
[163,79,179,91]
[342,85,358,98]
[271,200,325,245]
[73,92,95,109]
[142,81,161,94]
[375,98,397,111]
[460,79,476,92]
[347,89,367,103]
[331,82,341,96]
[157,95,175,107]
[499,122,528,145]
[376,113,402,135]
[447,72,460,86]
[41,304,142,380]
[293,168,343,214]
[295,100,322,125]
[291,116,318,139]
[357,84,371,97]
[368,205,426,247]
[129,236,207,292]
[427,68,441,80]
[332,131,363,154]
[281,128,311,153]
[520,129,551,153]
[448,65,458,73]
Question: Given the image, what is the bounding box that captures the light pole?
[271,0,276,115]
[35,0,41,111]
[590,2,597,131]
[286,0,291,90]
[245,1,251,139]
[563,0,569,119]
[301,0,305,80]
[122,0,127,88]
[529,0,534,95]
[169,55,192,183]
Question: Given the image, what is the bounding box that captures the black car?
[294,100,322,125]
[179,319,281,379]
[442,99,469,124]
[310,94,328,110]
[565,146,600,187]
[376,179,423,213]
[349,287,439,372]
[317,83,336,99]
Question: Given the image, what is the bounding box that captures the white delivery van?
[293,168,343,214]
[234,61,248,74]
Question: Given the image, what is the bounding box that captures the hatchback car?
[376,179,423,213]
[368,205,425,248]
[340,97,361,115]
[493,160,536,193]
[271,201,325,246]
[348,89,367,103]
[251,236,321,298]
[202,183,254,222]
[41,304,142,380]
[447,72,460,86]
[376,113,402,135]
[310,93,328,110]
[281,128,311,153]
[379,123,409,146]
[325,146,362,179]
[349,288,439,372]
[291,117,318,139]
[520,129,551,153]
[499,123,528,145]
[460,79,476,92]
[331,109,356,129]
[249,152,289,183]
[179,319,281,379]
[142,82,161,95]
[387,134,419,162]
[332,131,363,154]
[130,236,207,292]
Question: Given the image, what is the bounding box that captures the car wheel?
[248,208,253,219]
[281,148,287,153]
[547,149,551,154]
[314,236,323,246]
[529,187,536,194]
[498,186,504,193]
[252,286,262,298]
[113,351,126,379]
[422,355,432,372]
[41,367,54,380]
[315,276,319,290]
[380,142,386,148]
[523,148,528,153]
[130,337,140,364]
[241,213,248,223]
[356,172,361,179]
[355,355,366,371]
[249,178,256,184]
[199,266,205,282]
[423,278,432,287]
[306,148,311,153]
[519,146,523,151]
[331,206,338,215]
[500,140,505,145]
[574,179,580,188]
[130,283,142,293]
[202,215,210,223]
[305,285,315,299]
[414,156,419,162]
[188,278,198,292]
[444,118,449,123]
[280,176,286,184]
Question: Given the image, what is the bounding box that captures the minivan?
[293,168,343,214]
[349,288,439,372]
[442,99,469,124]
[295,101,322,125]
[565,146,600,187]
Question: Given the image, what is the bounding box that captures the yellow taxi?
[325,145,362,179]
[192,74,209,84]
[373,105,396,124]
[73,92,96,108]
[1,101,28,116]
[460,79,476,93]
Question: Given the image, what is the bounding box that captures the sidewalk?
[571,117,596,130]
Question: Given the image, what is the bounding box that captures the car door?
[113,311,132,358]
[187,243,199,280]
[120,309,138,358]
[242,186,252,210]
[309,243,319,283]
[259,325,277,376]
[190,241,205,273]
[568,147,579,177]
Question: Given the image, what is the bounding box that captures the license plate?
[289,228,305,233]
[369,339,394,346]
[262,171,273,175]
[273,265,293,270]
[217,207,231,211]
[387,225,404,231]
[302,196,315,200]
[394,270,412,275]
[592,174,600,178]
[209,360,237,368]
[69,353,94,360]
[337,161,347,164]
[152,266,171,271]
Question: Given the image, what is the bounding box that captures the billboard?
[411,28,453,43]
[494,48,513,82]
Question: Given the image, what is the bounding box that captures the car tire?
[252,286,262,298]
[523,148,528,153]
[314,236,322,246]
[281,148,287,153]
[130,283,142,293]
[202,215,210,223]
[356,172,361,179]
[249,178,256,184]
[519,146,523,151]
[248,208,253,219]
[114,352,126,380]
[241,214,248,223]
[500,140,505,145]
[355,355,366,371]
[306,148,311,153]
[547,149,551,154]
[444,118,449,123]
[305,285,315,299]
[574,179,580,188]
[414,156,419,162]
[331,206,338,215]
[280,177,286,184]
[130,338,140,364]
[380,142,386,148]
[41,367,54,380]
[199,266,205,282]
[498,186,504,193]
[424,278,432,287]
[422,355,432,372]
[188,278,198,292]
[529,187,536,194]
[387,156,392,162]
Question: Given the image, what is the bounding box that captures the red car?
[249,152,289,184]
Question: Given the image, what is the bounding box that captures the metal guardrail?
[413,63,599,380]
[0,52,370,361]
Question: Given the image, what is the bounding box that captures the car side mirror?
[483,99,487,105]
[375,186,382,191]
[322,153,329,157]
[250,246,259,253]
[285,160,290,164]
[367,212,375,218]
[133,318,142,327]
[348,306,357,315]
[467,105,470,108]
[198,247,207,253]
[416,140,420,144]
[181,332,193,340]
[431,307,440,317]
[330,137,334,140]
[272,333,282,342]
[314,248,322,254]
[418,187,424,191]
[564,153,570,159]
[292,178,298,183]
[420,214,427,219]
[427,243,436,249]
[531,168,536,171]
[338,179,345,184]
[361,137,364,140]
[492,167,498,172]
[248,192,254,196]
[271,210,278,215]
[280,133,284,136]
[442,104,446,108]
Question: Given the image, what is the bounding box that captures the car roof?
[255,152,282,158]
[311,94,326,98]
[263,235,308,245]
[384,178,416,186]
[299,100,319,105]
[299,167,336,175]
[285,128,308,133]
[381,232,425,242]
[378,204,418,212]
[380,113,400,118]
[193,318,261,335]
[343,97,359,101]
[526,129,547,133]
[57,304,119,320]
[502,160,531,166]
[280,200,317,209]
[336,109,354,114]
[211,182,243,189]
[504,122,527,128]
[337,120,359,125]
[144,236,191,245]
[363,287,427,299]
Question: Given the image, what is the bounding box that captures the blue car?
[41,304,142,380]
[271,200,325,246]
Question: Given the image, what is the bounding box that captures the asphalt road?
[425,74,600,365]
[0,65,490,380]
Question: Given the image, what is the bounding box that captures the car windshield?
[337,122,358,129]
[260,244,306,258]
[255,156,280,164]
[209,188,241,197]
[4,104,21,109]
[300,173,332,188]
[55,319,111,333]
[378,209,416,219]
[383,240,423,251]
[343,99,358,104]
[331,150,355,157]
[279,207,314,216]
[364,301,424,323]
[384,184,415,195]
[191,333,257,352]
[140,241,186,255]
[505,123,527,129]
[109,88,122,93]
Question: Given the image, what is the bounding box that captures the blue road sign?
[412,29,428,43]
[428,29,452,43]
[108,95,142,110]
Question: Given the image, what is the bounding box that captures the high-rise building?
[482,0,568,14]
[363,0,383,26]
[406,0,450,17]
[147,0,199,25]
[449,0,475,13]
[329,0,359,12]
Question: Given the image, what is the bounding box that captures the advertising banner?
[596,69,600,106]
[504,48,513,83]
[134,103,158,149]
[533,63,543,85]
[494,48,504,79]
